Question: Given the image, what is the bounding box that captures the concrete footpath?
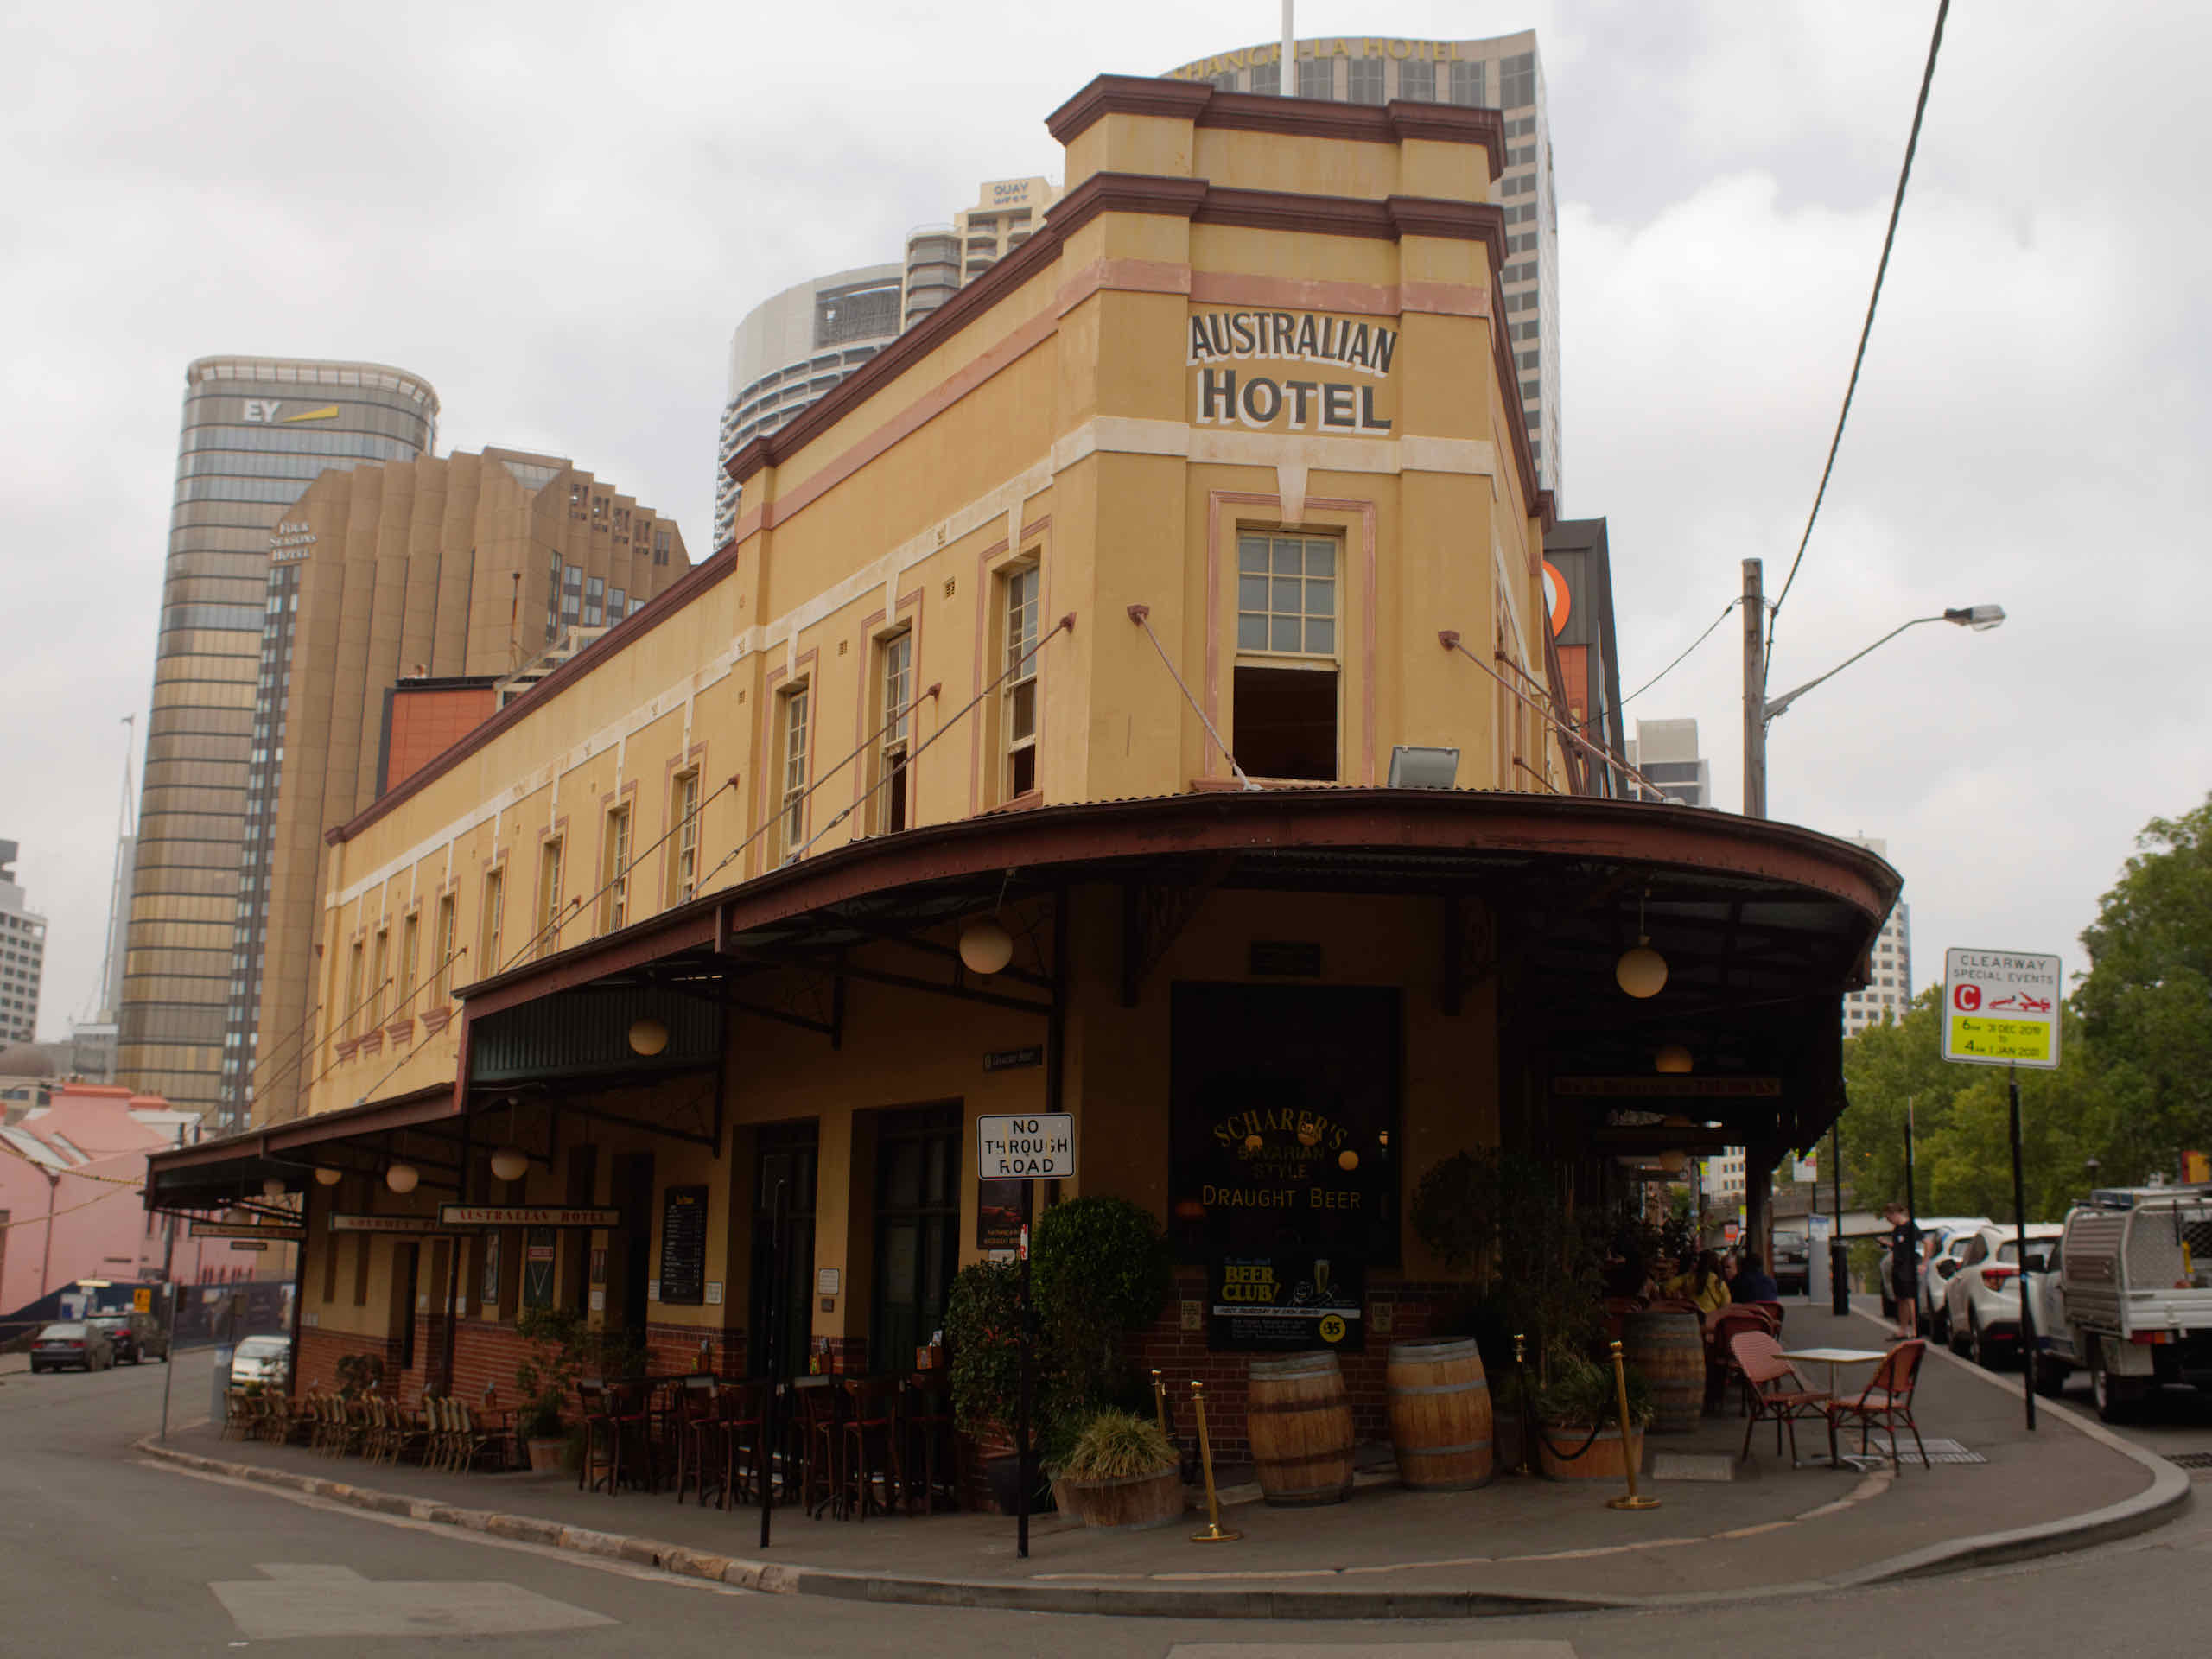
[138,1303,2189,1620]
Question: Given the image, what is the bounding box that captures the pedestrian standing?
[1885,1201,1922,1341]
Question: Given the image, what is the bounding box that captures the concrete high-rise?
[1166,29,1561,500]
[902,176,1060,330]
[238,449,690,1128]
[1626,718,1712,807]
[120,357,439,1118]
[1842,836,1913,1036]
[0,841,46,1045]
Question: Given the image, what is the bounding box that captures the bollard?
[1506,1332,1533,1478]
[1604,1340,1660,1511]
[1187,1380,1241,1543]
[1152,1368,1168,1439]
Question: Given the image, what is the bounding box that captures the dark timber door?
[394,1244,420,1373]
[612,1153,655,1350]
[871,1108,962,1375]
[749,1125,817,1378]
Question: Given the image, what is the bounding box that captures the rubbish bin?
[1829,1237,1852,1316]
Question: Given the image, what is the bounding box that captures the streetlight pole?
[1740,565,2003,819]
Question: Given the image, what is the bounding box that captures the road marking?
[1167,1645,1578,1657]
[213,1562,615,1639]
[140,1460,751,1597]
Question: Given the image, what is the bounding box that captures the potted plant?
[1531,1354,1653,1482]
[945,1259,1059,1515]
[1052,1408,1185,1530]
[512,1306,606,1473]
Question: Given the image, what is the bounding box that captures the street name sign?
[1942,948,2062,1069]
[329,1214,436,1235]
[190,1219,304,1242]
[976,1114,1075,1179]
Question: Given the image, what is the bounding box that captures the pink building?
[0,1083,245,1320]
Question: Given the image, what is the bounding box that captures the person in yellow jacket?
[1663,1249,1732,1314]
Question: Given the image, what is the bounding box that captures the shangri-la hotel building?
[150,75,1896,1472]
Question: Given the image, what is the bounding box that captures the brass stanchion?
[1151,1368,1168,1439]
[1604,1340,1660,1511]
[1188,1379,1241,1543]
[1508,1332,1532,1477]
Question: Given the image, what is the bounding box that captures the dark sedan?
[29,1322,117,1373]
[86,1311,168,1364]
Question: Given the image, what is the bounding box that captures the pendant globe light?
[488,1098,530,1183]
[314,1166,343,1187]
[1654,1044,1694,1074]
[957,917,1014,976]
[627,1016,670,1056]
[385,1162,421,1195]
[1615,888,1669,1000]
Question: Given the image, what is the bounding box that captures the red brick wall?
[296,1326,403,1396]
[1128,1274,1460,1464]
[384,685,498,793]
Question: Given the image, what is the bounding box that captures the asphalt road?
[2,1347,2207,1656]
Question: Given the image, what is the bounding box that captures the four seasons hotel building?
[149,77,1893,1469]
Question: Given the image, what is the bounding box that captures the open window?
[1001,565,1040,798]
[669,770,700,905]
[874,630,914,833]
[777,684,810,862]
[1232,532,1338,782]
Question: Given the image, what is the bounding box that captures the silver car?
[227,1335,292,1388]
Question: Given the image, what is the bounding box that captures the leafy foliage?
[1410,1147,1604,1376]
[1535,1352,1653,1429]
[334,1352,385,1399]
[512,1306,645,1439]
[1057,1408,1177,1481]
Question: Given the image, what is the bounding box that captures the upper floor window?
[1347,58,1384,105]
[538,838,564,957]
[875,631,914,834]
[368,929,390,1029]
[1298,56,1332,99]
[1397,59,1434,102]
[1449,60,1485,106]
[397,912,419,1011]
[434,893,456,1001]
[1002,565,1041,798]
[601,806,631,932]
[1234,532,1339,782]
[480,868,505,978]
[671,771,701,906]
[779,687,810,862]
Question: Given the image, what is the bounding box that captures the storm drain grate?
[2167,1452,2212,1470]
[1888,1437,1986,1466]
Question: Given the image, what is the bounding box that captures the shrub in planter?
[512,1306,644,1470]
[1531,1354,1654,1482]
[1033,1196,1173,1410]
[1052,1408,1185,1530]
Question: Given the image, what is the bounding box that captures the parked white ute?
[1937,1222,2063,1368]
[2047,1186,2212,1421]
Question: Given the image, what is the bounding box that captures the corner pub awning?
[147,786,1898,1213]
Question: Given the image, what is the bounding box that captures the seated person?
[1732,1251,1782,1303]
[1663,1249,1732,1314]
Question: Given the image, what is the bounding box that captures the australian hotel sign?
[1189,309,1396,435]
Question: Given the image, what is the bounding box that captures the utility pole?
[1742,558,1767,819]
[1281,2,1295,96]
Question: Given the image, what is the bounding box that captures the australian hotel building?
[149,77,1897,1469]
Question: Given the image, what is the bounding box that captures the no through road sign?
[976,1113,1075,1179]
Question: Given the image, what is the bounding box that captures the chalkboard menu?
[658,1185,709,1306]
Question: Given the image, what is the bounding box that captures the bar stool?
[840,1377,905,1522]
[901,1374,958,1515]
[673,1376,718,1504]
[715,1381,769,1510]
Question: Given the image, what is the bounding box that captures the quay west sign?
[1188,308,1396,435]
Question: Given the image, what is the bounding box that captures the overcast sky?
[3,2,2205,1044]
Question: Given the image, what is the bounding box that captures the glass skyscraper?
[120,356,438,1126]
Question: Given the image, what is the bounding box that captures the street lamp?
[1741,558,2003,817]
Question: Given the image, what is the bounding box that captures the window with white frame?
[1233,532,1339,781]
[779,686,810,861]
[480,868,504,977]
[1002,565,1040,798]
[538,839,564,957]
[671,771,700,905]
[876,630,914,833]
[601,805,631,932]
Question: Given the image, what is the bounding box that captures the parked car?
[1938,1222,2064,1365]
[86,1310,169,1365]
[29,1322,117,1373]
[1771,1226,1810,1295]
[2047,1186,2212,1421]
[1912,1218,1993,1327]
[227,1335,292,1389]
[1876,1216,1987,1320]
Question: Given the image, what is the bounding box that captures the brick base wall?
[1128,1275,1465,1465]
[296,1326,403,1396]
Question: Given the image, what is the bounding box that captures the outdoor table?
[1779,1347,1889,1471]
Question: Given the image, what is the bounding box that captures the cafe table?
[1778,1346,1890,1471]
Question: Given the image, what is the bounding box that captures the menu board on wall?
[1170,983,1398,1353]
[658,1185,709,1306]
[976,1178,1027,1250]
[521,1228,557,1309]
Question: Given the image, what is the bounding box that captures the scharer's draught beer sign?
[1186,308,1397,435]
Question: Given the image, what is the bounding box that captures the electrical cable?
[1768,0,1951,638]
[1580,600,1741,731]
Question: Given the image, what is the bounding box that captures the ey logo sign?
[243,402,339,424]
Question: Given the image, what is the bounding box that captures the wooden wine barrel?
[1247,1351,1356,1507]
[1621,1307,1705,1434]
[1385,1338,1493,1491]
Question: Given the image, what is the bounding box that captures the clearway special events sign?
[1941,948,2062,1070]
[976,1115,1075,1179]
[435,1205,623,1229]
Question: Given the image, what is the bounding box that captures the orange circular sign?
[1541,560,1571,638]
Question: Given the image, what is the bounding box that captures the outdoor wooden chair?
[793,1379,844,1518]
[673,1375,718,1505]
[715,1382,769,1510]
[423,1394,454,1471]
[1705,1306,1779,1412]
[900,1375,958,1515]
[1729,1332,1831,1463]
[1826,1339,1930,1470]
[839,1377,906,1522]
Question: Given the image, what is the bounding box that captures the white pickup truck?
[2042,1185,2212,1421]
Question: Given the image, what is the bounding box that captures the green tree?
[2075,794,2212,1181]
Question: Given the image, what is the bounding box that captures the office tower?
[1167,29,1561,500]
[1842,836,1912,1036]
[713,266,905,548]
[902,176,1061,329]
[120,358,439,1117]
[238,449,690,1128]
[0,841,46,1044]
[1626,718,1712,806]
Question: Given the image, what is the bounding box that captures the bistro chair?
[900,1374,959,1515]
[1827,1339,1930,1470]
[673,1376,719,1505]
[1705,1305,1779,1413]
[713,1382,770,1510]
[577,1379,619,1493]
[839,1377,906,1522]
[1729,1332,1831,1463]
[792,1379,844,1518]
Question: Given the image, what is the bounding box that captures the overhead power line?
[1768,0,1951,639]
[1581,599,1741,729]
